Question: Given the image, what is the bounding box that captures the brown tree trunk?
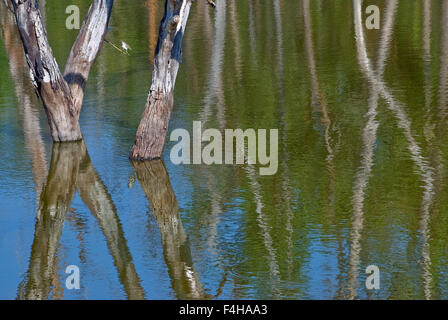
[130,0,192,160]
[9,0,114,142]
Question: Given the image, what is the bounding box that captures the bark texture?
[9,0,113,141]
[130,0,192,160]
[18,142,82,300]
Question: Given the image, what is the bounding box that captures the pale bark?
[196,0,227,264]
[130,0,192,160]
[352,0,435,299]
[64,0,114,115]
[200,0,226,128]
[9,0,113,141]
[245,165,281,297]
[349,0,397,299]
[0,4,48,197]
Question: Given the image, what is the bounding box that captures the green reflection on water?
[1,0,448,300]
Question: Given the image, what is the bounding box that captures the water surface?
[1,0,448,300]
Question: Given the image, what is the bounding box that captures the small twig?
[104,39,129,56]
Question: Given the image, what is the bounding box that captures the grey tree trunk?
[9,0,114,142]
[77,144,145,300]
[130,0,192,160]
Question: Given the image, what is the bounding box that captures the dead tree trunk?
[18,142,82,300]
[9,0,114,142]
[130,0,192,160]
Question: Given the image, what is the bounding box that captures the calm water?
[1,0,448,300]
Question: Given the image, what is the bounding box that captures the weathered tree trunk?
[64,0,114,115]
[9,0,113,142]
[130,0,192,160]
[18,140,145,299]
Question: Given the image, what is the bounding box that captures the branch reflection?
[19,141,145,300]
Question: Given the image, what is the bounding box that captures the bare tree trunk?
[130,0,192,160]
[0,4,48,197]
[9,0,114,142]
[63,0,114,115]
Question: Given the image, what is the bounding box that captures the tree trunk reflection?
[19,141,144,300]
[18,142,82,300]
[132,160,208,299]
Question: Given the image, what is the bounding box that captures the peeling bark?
[130,0,192,160]
[9,0,114,141]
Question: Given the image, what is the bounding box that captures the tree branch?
[64,0,114,117]
[9,0,114,141]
